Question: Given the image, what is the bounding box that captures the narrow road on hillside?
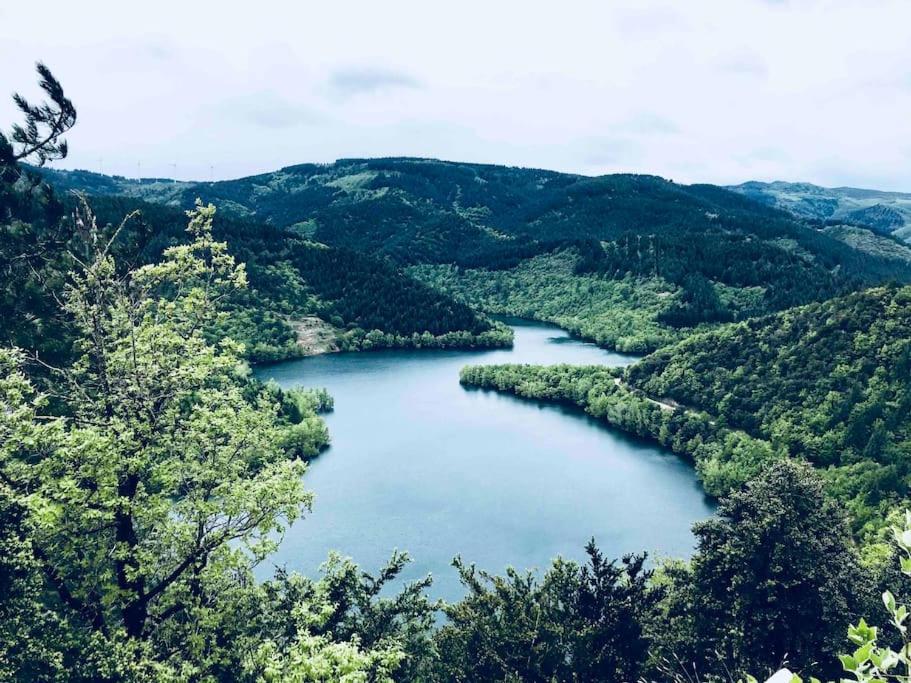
[613,377,679,411]
[613,377,717,426]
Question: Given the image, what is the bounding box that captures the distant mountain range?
[30,159,911,354]
[729,181,911,242]
[37,164,911,243]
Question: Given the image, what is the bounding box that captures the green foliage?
[414,250,680,353]
[1,62,76,169]
[626,285,911,533]
[232,552,436,683]
[459,363,782,498]
[2,181,509,367]
[658,273,733,327]
[431,541,659,682]
[0,480,86,681]
[336,321,513,353]
[80,196,512,362]
[288,241,497,338]
[245,631,405,683]
[286,387,335,415]
[0,204,329,678]
[833,511,911,683]
[652,460,869,681]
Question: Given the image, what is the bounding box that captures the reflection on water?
[255,320,714,600]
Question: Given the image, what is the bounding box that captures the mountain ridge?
[729,179,911,241]
[31,158,911,354]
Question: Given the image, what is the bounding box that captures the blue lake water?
[255,319,714,600]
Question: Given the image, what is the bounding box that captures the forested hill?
[625,285,911,530]
[34,159,911,352]
[33,159,911,267]
[729,180,911,242]
[1,185,509,364]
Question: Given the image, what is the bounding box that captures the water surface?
[256,320,714,600]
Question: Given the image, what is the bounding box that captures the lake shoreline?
[262,312,626,366]
[254,320,712,601]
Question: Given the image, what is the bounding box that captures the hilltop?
[730,180,911,242]
[34,159,911,353]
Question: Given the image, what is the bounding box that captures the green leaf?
[901,529,911,549]
[853,642,872,662]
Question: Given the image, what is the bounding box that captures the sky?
[2,0,910,189]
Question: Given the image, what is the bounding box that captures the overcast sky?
[2,1,910,188]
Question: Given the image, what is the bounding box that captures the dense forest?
[7,64,911,683]
[412,251,681,352]
[628,285,911,535]
[5,176,508,365]
[36,155,911,354]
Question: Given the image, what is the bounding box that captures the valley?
[254,319,713,601]
[5,64,911,681]
[34,158,911,360]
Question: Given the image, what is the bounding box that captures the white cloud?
[328,67,421,97]
[1,0,909,190]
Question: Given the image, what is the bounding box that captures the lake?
[255,319,715,600]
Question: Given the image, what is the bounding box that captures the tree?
[0,64,77,363]
[0,62,76,173]
[0,202,315,676]
[828,511,911,683]
[432,542,659,682]
[234,552,437,682]
[655,460,871,681]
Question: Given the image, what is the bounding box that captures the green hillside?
[462,285,911,534]
[730,180,911,242]
[628,285,911,531]
[35,160,911,353]
[1,182,509,365]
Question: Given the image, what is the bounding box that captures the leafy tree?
[234,552,437,682]
[431,541,658,682]
[0,203,315,676]
[0,457,76,680]
[0,64,78,364]
[654,460,870,682]
[829,511,911,683]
